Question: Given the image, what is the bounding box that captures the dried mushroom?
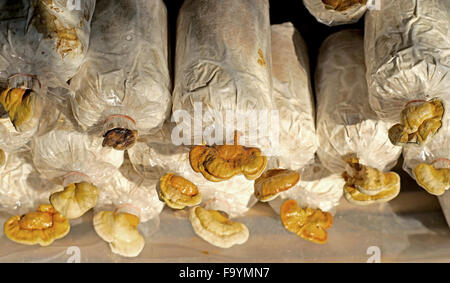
[4,204,70,246]
[254,169,300,202]
[389,100,444,145]
[102,128,138,151]
[159,173,202,209]
[0,87,35,130]
[50,182,98,219]
[413,163,450,196]
[280,200,333,244]
[189,206,249,248]
[189,132,267,182]
[93,211,145,258]
[322,0,367,11]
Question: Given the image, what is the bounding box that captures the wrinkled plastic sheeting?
[172,0,275,152]
[303,0,368,26]
[0,0,96,87]
[31,116,124,186]
[69,0,171,136]
[364,0,450,122]
[128,123,257,219]
[270,23,317,171]
[315,29,402,174]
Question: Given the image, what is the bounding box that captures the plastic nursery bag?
[270,23,317,170]
[316,29,402,175]
[69,0,171,151]
[95,158,164,224]
[303,0,368,26]
[128,123,257,218]
[0,0,96,87]
[172,0,275,152]
[0,150,60,215]
[31,115,124,187]
[364,0,450,124]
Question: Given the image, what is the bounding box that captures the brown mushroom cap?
[102,128,139,151]
[159,173,202,209]
[344,172,400,205]
[322,0,367,11]
[4,204,70,246]
[413,163,450,196]
[254,169,300,202]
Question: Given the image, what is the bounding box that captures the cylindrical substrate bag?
[303,0,368,26]
[69,0,171,151]
[316,30,402,206]
[365,0,450,145]
[172,0,275,152]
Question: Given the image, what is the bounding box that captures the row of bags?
[0,0,449,256]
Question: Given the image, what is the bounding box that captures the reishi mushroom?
[189,206,249,248]
[0,87,35,130]
[159,173,202,209]
[413,163,450,196]
[4,204,70,246]
[254,169,300,202]
[50,182,99,219]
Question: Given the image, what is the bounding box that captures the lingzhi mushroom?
[159,173,202,209]
[254,169,300,202]
[50,182,99,219]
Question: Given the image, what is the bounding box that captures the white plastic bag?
[128,123,257,218]
[0,151,60,215]
[31,115,124,187]
[303,0,368,26]
[316,29,402,174]
[69,0,171,150]
[364,0,450,123]
[172,0,274,152]
[270,23,317,170]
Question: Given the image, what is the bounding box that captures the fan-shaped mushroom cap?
[93,211,144,258]
[50,182,98,219]
[254,169,300,202]
[4,204,70,246]
[189,206,249,248]
[389,99,444,145]
[413,163,450,196]
[0,88,36,130]
[280,199,333,244]
[159,173,202,209]
[344,172,400,205]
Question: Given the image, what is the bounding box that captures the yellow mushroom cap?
[0,88,35,130]
[280,199,333,244]
[0,149,5,167]
[254,169,300,202]
[159,173,202,209]
[93,211,145,258]
[50,182,98,219]
[189,206,249,248]
[413,163,450,196]
[4,204,70,246]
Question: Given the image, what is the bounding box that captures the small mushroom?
[280,200,333,244]
[50,182,98,219]
[413,163,450,196]
[343,171,400,205]
[189,206,249,248]
[93,211,145,258]
[0,87,35,130]
[388,99,444,145]
[4,204,70,246]
[322,0,367,12]
[189,132,267,182]
[159,173,202,209]
[102,128,139,151]
[254,169,300,202]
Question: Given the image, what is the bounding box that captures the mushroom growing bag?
[270,23,317,170]
[172,0,274,152]
[316,29,402,175]
[365,0,450,127]
[69,0,171,151]
[128,123,257,218]
[303,0,368,26]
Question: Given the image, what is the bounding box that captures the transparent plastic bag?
[270,23,317,170]
[128,123,257,218]
[365,0,450,123]
[316,29,402,174]
[172,0,275,152]
[303,0,368,26]
[31,115,124,187]
[0,150,60,215]
[69,0,171,149]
